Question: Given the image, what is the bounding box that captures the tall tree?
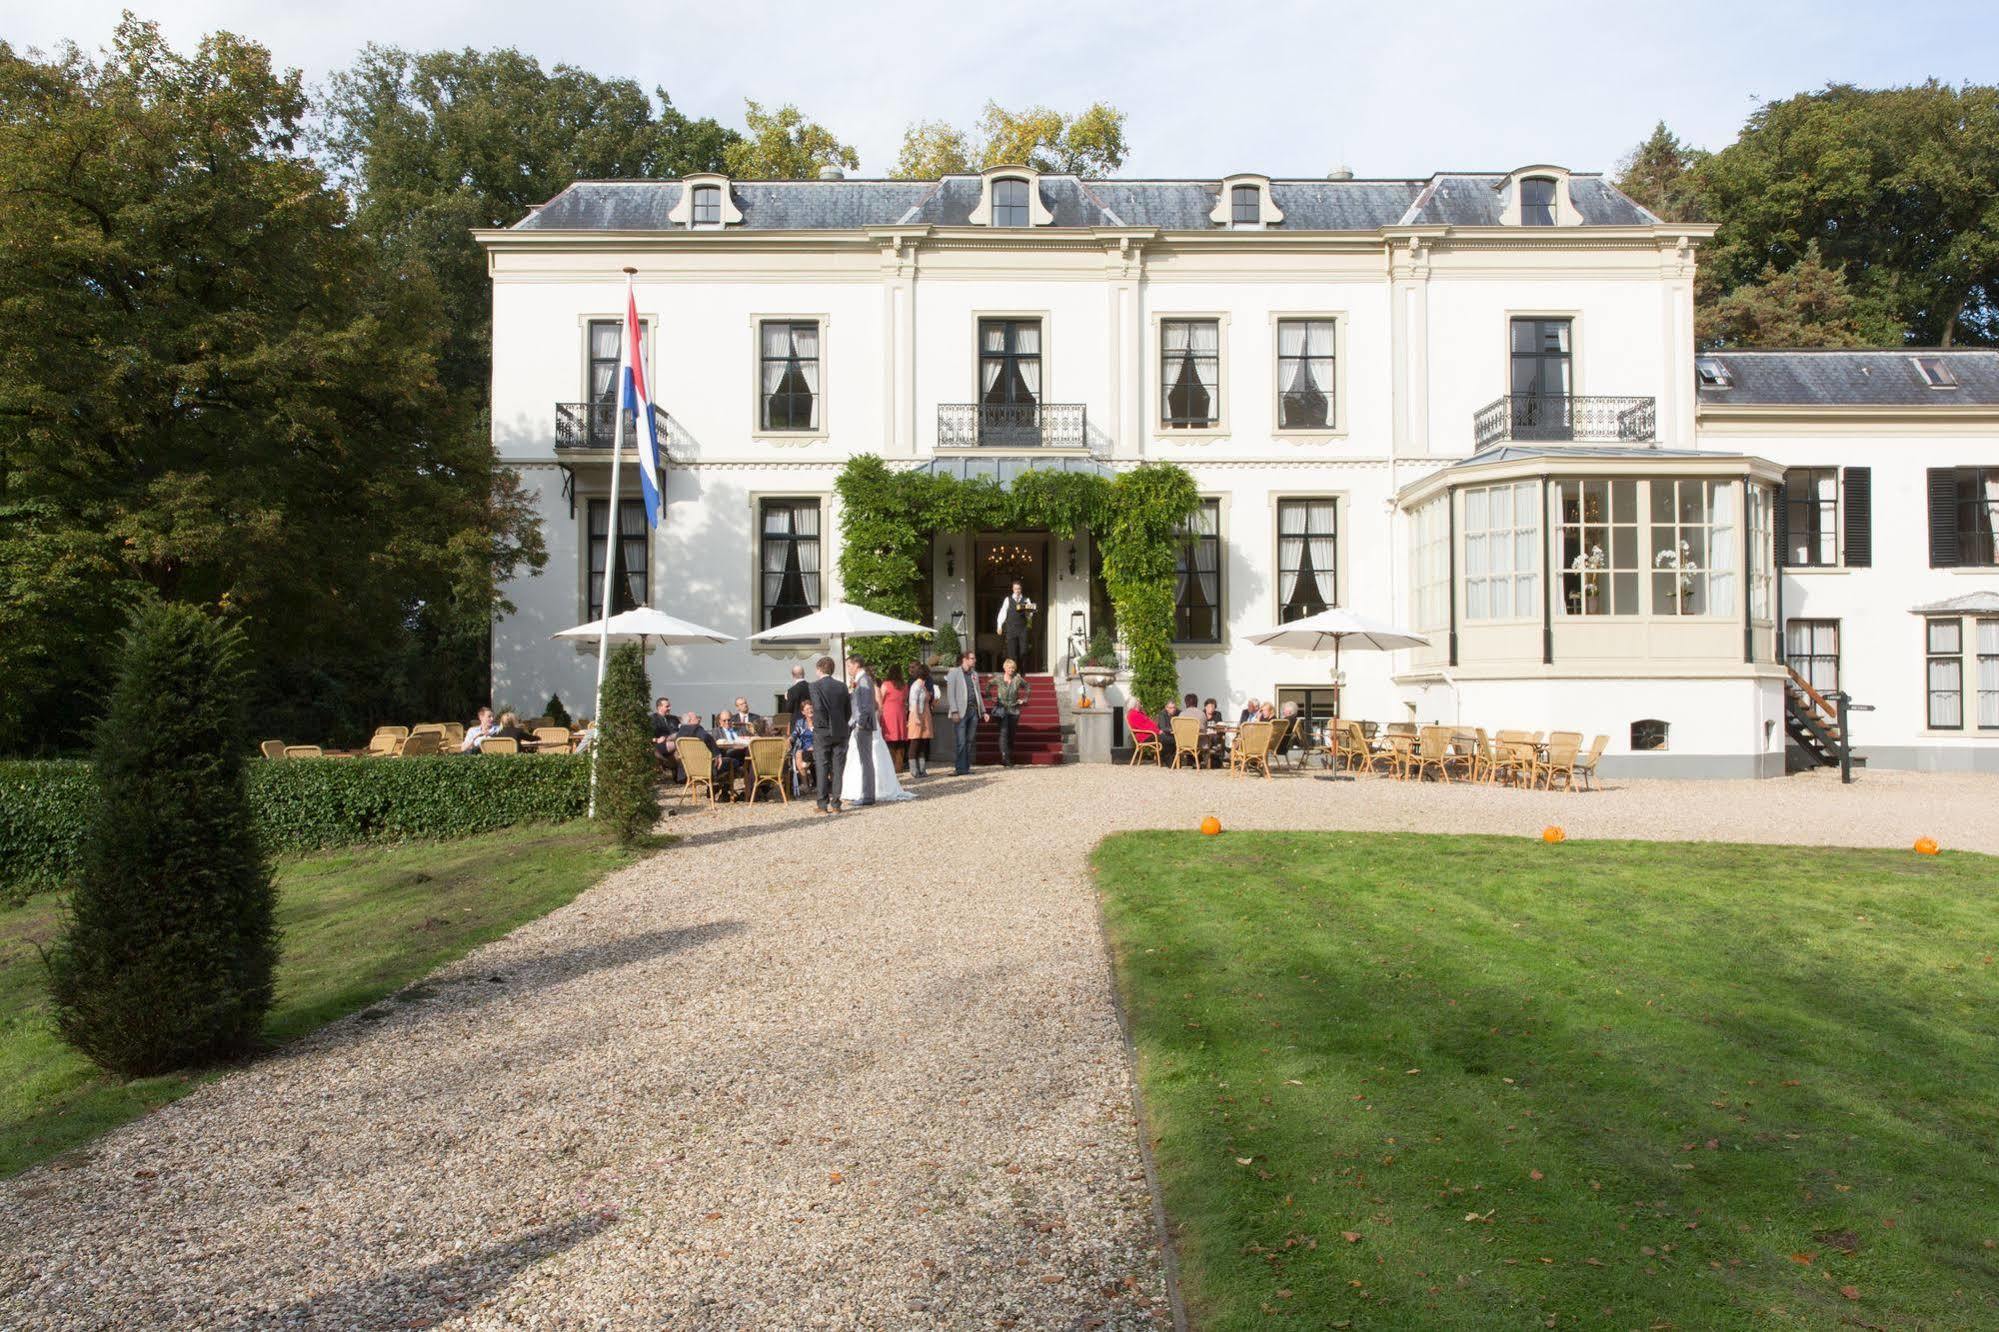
[1699,241,1888,348]
[1692,82,1999,345]
[891,101,1130,179]
[892,118,974,179]
[724,100,859,178]
[0,19,538,749]
[1615,121,1704,222]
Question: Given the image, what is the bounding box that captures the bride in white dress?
[843,676,914,803]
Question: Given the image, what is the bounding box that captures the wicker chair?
[675,736,717,804]
[533,726,572,754]
[1170,716,1206,769]
[410,723,445,737]
[365,727,405,757]
[282,745,323,758]
[1128,717,1164,766]
[745,736,789,803]
[397,731,443,757]
[481,736,519,755]
[1412,726,1454,782]
[1374,732,1415,779]
[1537,732,1584,791]
[1265,716,1297,770]
[1573,735,1611,791]
[1230,721,1275,779]
[770,712,792,738]
[442,722,466,744]
[260,739,288,760]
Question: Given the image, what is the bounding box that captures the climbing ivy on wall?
[832,455,1198,713]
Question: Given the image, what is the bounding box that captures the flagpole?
[588,266,639,820]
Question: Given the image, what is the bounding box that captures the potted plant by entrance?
[1079,629,1119,690]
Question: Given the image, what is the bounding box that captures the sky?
[9,1,1999,178]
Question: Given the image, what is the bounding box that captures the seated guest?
[1159,700,1182,762]
[1239,697,1261,725]
[651,696,681,779]
[492,711,528,744]
[1258,701,1277,722]
[789,700,816,796]
[571,716,596,754]
[723,696,763,733]
[678,710,741,798]
[1127,702,1162,759]
[460,706,498,753]
[1200,697,1227,762]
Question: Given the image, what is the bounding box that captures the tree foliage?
[45,602,278,1075]
[1699,241,1878,348]
[724,99,859,178]
[593,643,658,844]
[1614,122,1705,223]
[892,101,1129,178]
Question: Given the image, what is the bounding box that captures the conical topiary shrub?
[45,602,278,1075]
[593,641,660,843]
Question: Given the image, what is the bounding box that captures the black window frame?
[1161,317,1222,429]
[1276,317,1336,429]
[1274,686,1343,745]
[1781,466,1840,567]
[1173,498,1223,643]
[586,497,649,620]
[992,178,1031,228]
[1276,497,1339,623]
[1928,616,1965,730]
[1230,184,1260,225]
[691,185,722,226]
[1519,176,1558,226]
[758,319,820,432]
[1785,618,1840,698]
[1958,467,1999,566]
[758,498,823,631]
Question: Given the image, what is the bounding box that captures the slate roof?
[510,171,1658,233]
[1696,350,1999,407]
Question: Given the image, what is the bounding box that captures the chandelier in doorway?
[982,542,1036,573]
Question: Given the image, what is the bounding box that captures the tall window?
[1928,467,1999,566]
[1557,478,1638,616]
[978,318,1041,445]
[1173,499,1222,642]
[1650,478,1736,617]
[587,319,648,445]
[1928,618,1964,729]
[1509,318,1572,440]
[1782,467,1839,566]
[759,499,822,629]
[1277,499,1338,622]
[1786,619,1839,697]
[1231,184,1260,226]
[692,184,722,226]
[1749,482,1774,622]
[1162,319,1221,428]
[1275,686,1342,737]
[587,498,648,619]
[992,178,1031,228]
[1519,177,1557,226]
[759,320,820,431]
[1277,319,1336,429]
[1981,619,1999,729]
[1409,498,1449,630]
[1464,481,1540,620]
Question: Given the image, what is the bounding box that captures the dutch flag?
[622,286,663,527]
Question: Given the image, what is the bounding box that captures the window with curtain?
[1749,482,1774,621]
[1928,617,1964,729]
[1510,318,1572,440]
[1650,478,1735,616]
[759,499,822,629]
[692,185,722,225]
[1557,478,1638,616]
[1782,467,1839,565]
[1956,467,1999,564]
[587,319,649,446]
[1276,499,1338,622]
[1980,619,1999,729]
[992,178,1030,227]
[759,320,820,431]
[1173,499,1222,642]
[586,498,648,619]
[1231,184,1260,226]
[1277,319,1335,428]
[1162,319,1221,428]
[1519,177,1557,225]
[1409,498,1448,630]
[1786,619,1840,698]
[1464,481,1540,620]
[979,319,1041,405]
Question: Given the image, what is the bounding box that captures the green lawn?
[1094,832,1999,1330]
[1,822,639,1177]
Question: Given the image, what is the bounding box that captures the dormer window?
[692,185,722,227]
[1696,357,1732,388]
[1915,355,1957,388]
[992,178,1031,228]
[1231,185,1260,226]
[1519,177,1557,226]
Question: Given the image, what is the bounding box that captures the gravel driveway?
[4,762,1994,1330]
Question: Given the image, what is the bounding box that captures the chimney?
[818,165,846,181]
[1327,165,1354,180]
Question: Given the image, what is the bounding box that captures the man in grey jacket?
[945,650,986,776]
[846,656,878,806]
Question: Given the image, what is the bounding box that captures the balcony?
[938,402,1088,451]
[1472,394,1656,449]
[554,400,635,450]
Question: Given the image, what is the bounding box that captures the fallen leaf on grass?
[1341,1231,1362,1243]
[1529,1169,1544,1181]
[1236,1157,1254,1166]
[1839,1286,1860,1301]
[1789,1252,1815,1265]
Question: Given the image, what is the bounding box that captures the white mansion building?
[478,164,1999,777]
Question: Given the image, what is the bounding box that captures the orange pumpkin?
[1078,694,1093,708]
[1200,815,1223,837]
[1913,837,1940,856]
[1541,826,1566,844]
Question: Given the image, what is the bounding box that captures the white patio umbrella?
[746,602,933,665]
[1247,608,1429,781]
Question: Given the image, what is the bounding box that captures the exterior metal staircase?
[1783,667,1857,771]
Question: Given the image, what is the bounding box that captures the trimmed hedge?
[2,755,591,901]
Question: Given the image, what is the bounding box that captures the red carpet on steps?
[972,673,1065,766]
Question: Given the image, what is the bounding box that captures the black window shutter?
[1773,476,1791,568]
[1841,467,1871,567]
[1928,468,1960,567]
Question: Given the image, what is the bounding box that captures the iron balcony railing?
[555,400,636,449]
[1472,394,1657,449]
[937,402,1088,450]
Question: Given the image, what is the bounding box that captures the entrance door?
[974,535,1048,672]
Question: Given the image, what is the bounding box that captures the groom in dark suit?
[807,656,850,814]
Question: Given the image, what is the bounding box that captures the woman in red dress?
[879,664,909,772]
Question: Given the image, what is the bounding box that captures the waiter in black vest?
[996,579,1035,673]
